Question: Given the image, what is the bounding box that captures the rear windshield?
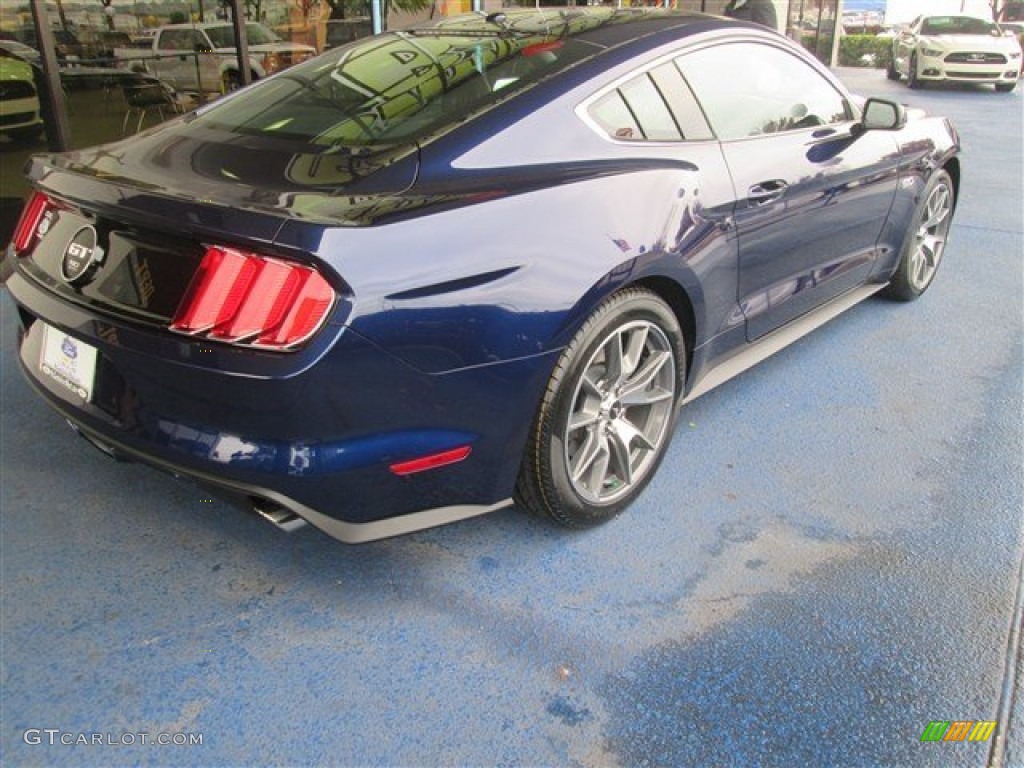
[192,9,655,147]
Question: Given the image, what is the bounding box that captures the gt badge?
[60,226,101,285]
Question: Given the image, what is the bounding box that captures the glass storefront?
[2,0,843,86]
[0,0,841,215]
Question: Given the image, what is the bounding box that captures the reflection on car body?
[3,9,961,543]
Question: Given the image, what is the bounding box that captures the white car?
[115,22,317,94]
[889,14,1022,92]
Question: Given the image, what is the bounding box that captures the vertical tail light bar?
[171,246,337,351]
[11,191,50,255]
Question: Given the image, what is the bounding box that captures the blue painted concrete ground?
[1,68,1021,767]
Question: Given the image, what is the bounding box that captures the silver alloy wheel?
[909,179,953,291]
[563,319,676,505]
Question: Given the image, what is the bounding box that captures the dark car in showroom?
[3,9,960,543]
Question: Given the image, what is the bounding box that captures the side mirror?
[862,98,907,131]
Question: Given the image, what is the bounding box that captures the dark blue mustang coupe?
[3,9,960,542]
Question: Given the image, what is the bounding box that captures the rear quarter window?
[584,60,712,142]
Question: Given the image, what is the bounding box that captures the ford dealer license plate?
[39,323,98,402]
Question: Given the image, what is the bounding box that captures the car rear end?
[2,9,666,541]
[2,139,516,542]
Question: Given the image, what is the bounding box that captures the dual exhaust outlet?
[66,419,308,533]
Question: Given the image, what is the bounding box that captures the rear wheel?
[884,169,954,301]
[516,288,684,527]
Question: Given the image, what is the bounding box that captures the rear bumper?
[5,268,555,540]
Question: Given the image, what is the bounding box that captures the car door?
[156,28,209,90]
[676,40,901,340]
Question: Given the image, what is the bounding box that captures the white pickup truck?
[115,22,316,94]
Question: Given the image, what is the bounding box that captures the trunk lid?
[16,119,417,323]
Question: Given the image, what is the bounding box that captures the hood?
[922,33,1021,50]
[243,42,317,55]
[0,56,34,82]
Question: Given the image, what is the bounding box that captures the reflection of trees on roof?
[194,8,684,148]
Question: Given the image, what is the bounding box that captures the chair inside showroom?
[121,79,179,135]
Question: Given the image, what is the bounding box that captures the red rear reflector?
[389,446,473,476]
[12,191,49,255]
[170,246,336,350]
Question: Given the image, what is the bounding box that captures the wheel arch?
[943,155,961,207]
[630,274,697,384]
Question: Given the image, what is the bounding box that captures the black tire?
[223,70,242,92]
[886,53,900,81]
[995,82,1016,93]
[7,125,44,143]
[907,53,922,89]
[883,169,955,302]
[516,288,685,528]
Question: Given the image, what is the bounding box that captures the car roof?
[423,8,719,48]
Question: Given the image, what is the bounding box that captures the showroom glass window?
[675,42,850,140]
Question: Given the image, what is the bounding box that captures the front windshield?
[921,16,1000,35]
[193,10,638,148]
[205,23,281,48]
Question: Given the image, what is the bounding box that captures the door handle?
[748,180,788,205]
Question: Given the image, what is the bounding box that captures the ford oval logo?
[61,337,77,359]
[61,226,99,285]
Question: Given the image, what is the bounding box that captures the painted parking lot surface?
[1,68,1021,767]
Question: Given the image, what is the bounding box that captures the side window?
[586,63,712,142]
[589,90,642,141]
[676,43,850,141]
[159,30,190,51]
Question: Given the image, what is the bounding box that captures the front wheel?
[995,82,1016,93]
[223,70,256,91]
[907,53,922,89]
[6,125,44,143]
[886,53,900,80]
[516,288,685,527]
[884,169,954,301]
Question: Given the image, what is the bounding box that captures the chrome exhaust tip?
[250,497,308,532]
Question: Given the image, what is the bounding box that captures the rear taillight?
[11,191,50,255]
[170,246,336,351]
